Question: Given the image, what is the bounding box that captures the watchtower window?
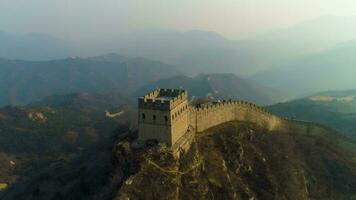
[164,116,168,122]
[153,115,156,120]
[142,113,146,119]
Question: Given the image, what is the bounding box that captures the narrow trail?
[145,139,203,200]
[145,151,203,176]
[175,155,181,200]
[105,110,124,118]
[221,138,238,199]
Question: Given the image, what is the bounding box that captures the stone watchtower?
[138,89,189,147]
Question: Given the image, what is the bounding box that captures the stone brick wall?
[189,100,282,133]
[138,108,172,145]
[170,99,189,145]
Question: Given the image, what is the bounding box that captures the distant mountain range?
[106,16,356,76]
[0,54,179,106]
[135,73,286,105]
[0,54,287,106]
[0,31,72,61]
[267,90,356,139]
[252,40,356,97]
[3,16,356,77]
[1,16,356,104]
[249,15,356,59]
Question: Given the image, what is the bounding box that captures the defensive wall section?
[189,100,282,133]
[138,89,283,157]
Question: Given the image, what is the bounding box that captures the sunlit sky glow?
[1,0,356,39]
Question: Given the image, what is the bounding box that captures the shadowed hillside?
[0,92,136,200]
[113,121,356,199]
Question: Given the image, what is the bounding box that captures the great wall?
[189,100,281,133]
[138,88,283,157]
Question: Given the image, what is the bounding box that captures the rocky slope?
[113,121,356,200]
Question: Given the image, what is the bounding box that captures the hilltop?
[114,121,356,199]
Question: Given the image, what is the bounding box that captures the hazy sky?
[1,0,356,40]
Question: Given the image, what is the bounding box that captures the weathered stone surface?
[138,89,282,156]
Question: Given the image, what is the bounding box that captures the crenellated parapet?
[192,100,273,116]
[189,99,282,133]
[138,88,188,110]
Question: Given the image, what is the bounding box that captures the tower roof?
[138,88,188,110]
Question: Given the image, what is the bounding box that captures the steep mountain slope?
[252,40,356,97]
[0,54,179,106]
[114,121,356,200]
[267,90,356,139]
[135,73,286,105]
[0,31,71,61]
[0,92,136,200]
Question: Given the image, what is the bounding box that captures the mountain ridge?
[0,54,180,106]
[135,73,286,105]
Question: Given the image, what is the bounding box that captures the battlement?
[138,88,188,110]
[192,100,272,116]
[189,99,281,133]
